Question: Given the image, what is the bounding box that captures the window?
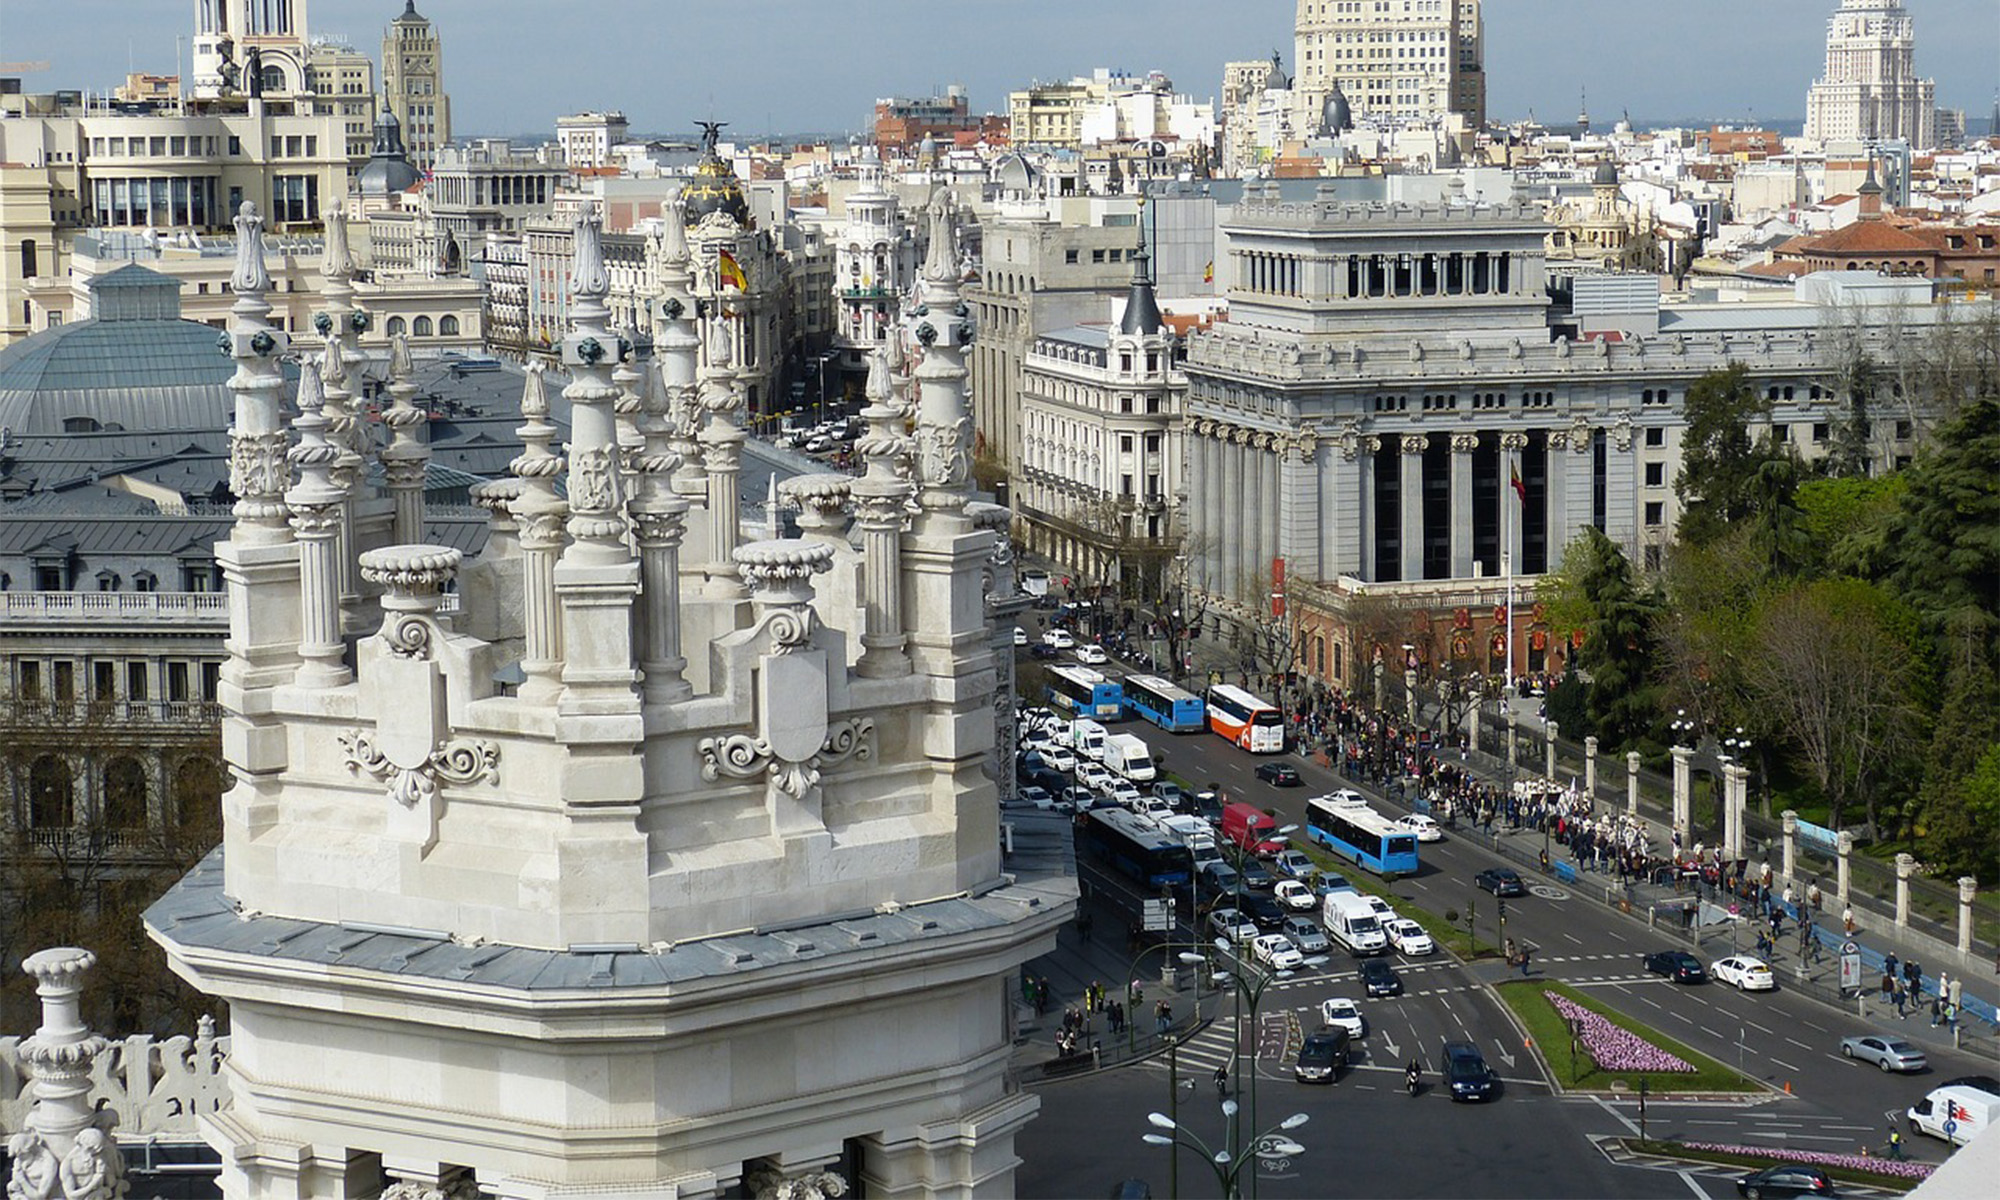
[20,661,42,701]
[167,662,190,703]
[103,758,148,828]
[127,662,149,702]
[1644,427,1665,448]
[1644,462,1665,487]
[413,316,433,337]
[28,756,73,829]
[439,314,460,336]
[1895,420,1912,440]
[1812,422,1829,443]
[93,661,115,702]
[386,316,408,337]
[132,571,156,593]
[1770,424,1788,443]
[53,661,75,703]
[1644,501,1665,527]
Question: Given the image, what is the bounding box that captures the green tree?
[1674,363,1773,547]
[1883,399,2000,641]
[1795,474,1906,578]
[1914,617,2000,877]
[1654,533,1779,744]
[1563,528,1661,749]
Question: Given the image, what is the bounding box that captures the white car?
[1393,813,1443,842]
[1712,955,1776,992]
[1037,745,1076,772]
[1013,625,1028,646]
[1274,879,1318,912]
[1319,997,1365,1038]
[1363,895,1394,920]
[1042,628,1075,650]
[1385,917,1435,956]
[1251,933,1305,972]
[1208,907,1259,945]
[1074,644,1109,666]
[1108,782,1142,807]
[1271,849,1316,880]
[1076,763,1114,792]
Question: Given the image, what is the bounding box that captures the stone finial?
[735,538,834,653]
[232,201,271,294]
[779,473,854,536]
[470,476,526,533]
[570,204,610,301]
[659,194,692,269]
[322,207,356,280]
[922,189,957,284]
[360,544,461,608]
[13,947,128,1197]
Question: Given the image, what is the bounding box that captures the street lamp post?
[1144,1107,1308,1200]
[1205,933,1325,1200]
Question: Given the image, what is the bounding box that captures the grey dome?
[1322,86,1353,135]
[1593,159,1619,187]
[358,108,420,196]
[0,266,247,437]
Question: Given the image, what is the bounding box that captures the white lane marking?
[1564,932,1584,945]
[1785,1037,1813,1051]
[1772,1056,1800,1071]
[1679,1169,1712,1198]
[1607,929,1632,943]
[1742,1019,1774,1035]
[1593,1095,1641,1135]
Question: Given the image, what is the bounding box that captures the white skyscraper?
[1292,0,1484,127]
[1804,0,1938,150]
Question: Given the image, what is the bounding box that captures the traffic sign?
[1839,950,1863,991]
[1944,1119,1958,1137]
[1843,941,1859,955]
[1142,898,1173,933]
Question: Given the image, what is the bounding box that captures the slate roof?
[144,846,1072,992]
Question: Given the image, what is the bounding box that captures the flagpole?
[1504,446,1515,700]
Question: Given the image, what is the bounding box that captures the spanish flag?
[1509,463,1527,503]
[717,249,748,292]
[1203,260,1214,284]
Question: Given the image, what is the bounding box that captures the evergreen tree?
[1674,363,1772,547]
[1915,617,2000,877]
[1884,399,2000,641]
[1568,528,1661,749]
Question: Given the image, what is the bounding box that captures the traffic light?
[1497,899,1508,919]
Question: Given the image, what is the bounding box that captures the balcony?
[0,591,228,628]
[5,699,224,727]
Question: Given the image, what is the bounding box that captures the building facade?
[144,194,1067,1198]
[1292,0,1483,127]
[556,110,630,169]
[1804,0,1938,150]
[828,164,921,377]
[302,39,376,166]
[381,1,450,170]
[1182,192,1956,688]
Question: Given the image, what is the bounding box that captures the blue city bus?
[1123,674,1206,733]
[1305,793,1421,877]
[1081,807,1193,891]
[1046,665,1124,720]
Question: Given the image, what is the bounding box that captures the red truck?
[1220,801,1284,856]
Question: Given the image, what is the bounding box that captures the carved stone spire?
[233,199,272,294]
[11,948,127,1196]
[321,205,356,281]
[509,364,567,703]
[852,345,915,678]
[906,192,975,527]
[379,333,430,547]
[286,359,350,687]
[224,202,291,544]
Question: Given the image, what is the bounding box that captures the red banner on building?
[1271,558,1286,618]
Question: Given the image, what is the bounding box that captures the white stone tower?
[193,1,314,100]
[382,1,451,170]
[1804,0,1938,150]
[146,191,1069,1197]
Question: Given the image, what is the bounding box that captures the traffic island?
[1613,1138,1932,1192]
[1496,980,1765,1095]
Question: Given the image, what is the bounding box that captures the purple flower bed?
[1545,991,1696,1073]
[1680,1143,1935,1181]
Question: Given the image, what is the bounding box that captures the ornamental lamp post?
[1143,1106,1309,1200]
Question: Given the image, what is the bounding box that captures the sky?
[1,1,1994,138]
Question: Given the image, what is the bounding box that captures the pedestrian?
[1519,945,1534,977]
[1808,880,1823,912]
[1882,972,1895,1005]
[1949,976,1963,1008]
[1892,976,1907,1018]
[1888,1126,1906,1161]
[1130,979,1144,1007]
[1843,906,1856,935]
[1930,994,1944,1027]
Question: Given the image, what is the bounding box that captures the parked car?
[1017,786,1054,810]
[1318,997,1365,1038]
[1074,644,1109,666]
[1207,907,1258,945]
[1644,950,1709,984]
[1012,625,1028,646]
[1274,880,1318,912]
[1474,867,1526,897]
[1840,1034,1928,1073]
[1359,959,1402,997]
[1385,917,1435,956]
[1712,955,1777,992]
[1271,849,1316,880]
[1251,932,1305,971]
[1283,916,1329,955]
[1242,892,1288,930]
[1254,762,1302,787]
[1042,628,1075,650]
[1029,643,1059,660]
[1442,1041,1497,1102]
[1392,813,1443,842]
[1294,1030,1348,1084]
[1734,1165,1836,1198]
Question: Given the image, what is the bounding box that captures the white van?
[1908,1084,1998,1146]
[1103,732,1156,783]
[1159,815,1220,867]
[1068,719,1107,762]
[1322,890,1388,956]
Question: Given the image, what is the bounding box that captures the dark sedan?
[1255,762,1302,787]
[1474,867,1526,897]
[1442,1040,1497,1102]
[1360,958,1402,997]
[1735,1165,1835,1198]
[1644,950,1708,983]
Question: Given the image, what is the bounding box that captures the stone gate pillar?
[1670,745,1693,848]
[1781,810,1798,887]
[1584,735,1598,797]
[1958,877,1977,955]
[1894,852,1915,928]
[1626,751,1641,817]
[1837,831,1854,905]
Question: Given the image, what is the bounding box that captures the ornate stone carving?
[339,729,498,809]
[1546,430,1570,451]
[736,539,835,653]
[914,414,971,490]
[569,205,611,300]
[1499,432,1530,453]
[231,202,271,294]
[746,1167,849,1200]
[1400,433,1429,455]
[697,719,876,801]
[358,545,461,600]
[228,430,291,499]
[568,447,619,512]
[1610,416,1636,452]
[1450,432,1480,454]
[1569,416,1594,453]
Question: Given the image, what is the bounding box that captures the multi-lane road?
[1015,631,1981,1196]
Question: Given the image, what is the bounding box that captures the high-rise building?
[1292,0,1483,126]
[303,39,376,166]
[381,0,450,169]
[1804,0,1938,150]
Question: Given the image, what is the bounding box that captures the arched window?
[172,756,225,825]
[439,315,460,337]
[413,315,433,338]
[103,757,147,828]
[28,755,73,828]
[386,316,407,337]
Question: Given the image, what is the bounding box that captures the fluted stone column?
[1837,830,1854,904]
[853,349,914,678]
[1357,436,1380,579]
[315,208,369,623]
[1894,852,1915,928]
[380,335,429,548]
[1259,435,1279,581]
[1545,428,1571,555]
[1958,877,1978,955]
[1222,427,1243,594]
[1627,751,1642,816]
[699,370,750,599]
[1399,433,1426,583]
[1505,710,1517,767]
[1671,745,1694,847]
[286,359,351,687]
[509,365,567,704]
[1449,432,1476,579]
[1584,735,1599,796]
[630,355,692,705]
[1781,810,1799,886]
[1545,719,1560,782]
[554,205,642,716]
